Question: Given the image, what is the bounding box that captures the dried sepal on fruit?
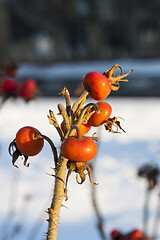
[64,161,98,201]
[8,126,45,168]
[104,117,126,133]
[9,128,58,169]
[9,139,29,168]
[103,64,133,91]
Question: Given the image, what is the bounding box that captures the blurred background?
[0,1,160,240]
[0,0,160,96]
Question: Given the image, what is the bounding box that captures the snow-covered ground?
[0,96,160,240]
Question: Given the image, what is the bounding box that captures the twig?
[58,103,70,138]
[42,135,58,167]
[89,162,106,240]
[59,87,72,118]
[143,186,151,235]
[152,187,160,239]
[47,110,64,141]
[88,128,107,240]
[72,90,89,113]
[69,103,101,136]
[76,103,101,124]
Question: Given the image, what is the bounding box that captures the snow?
[0,96,160,240]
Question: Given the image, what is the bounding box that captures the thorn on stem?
[61,204,69,209]
[41,217,49,221]
[46,173,64,183]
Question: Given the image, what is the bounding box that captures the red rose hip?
[16,126,44,156]
[82,72,111,100]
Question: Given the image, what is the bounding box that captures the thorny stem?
[46,156,68,240]
[41,132,68,240]
[46,89,98,240]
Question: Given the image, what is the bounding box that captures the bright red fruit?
[111,229,121,239]
[129,229,144,240]
[20,79,37,100]
[61,136,97,162]
[24,79,37,91]
[88,102,112,127]
[1,78,19,95]
[82,72,111,100]
[61,121,91,136]
[16,126,44,156]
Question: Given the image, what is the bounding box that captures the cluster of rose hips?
[0,63,39,103]
[111,228,151,240]
[9,64,132,200]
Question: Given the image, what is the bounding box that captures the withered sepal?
[104,117,126,133]
[8,139,29,168]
